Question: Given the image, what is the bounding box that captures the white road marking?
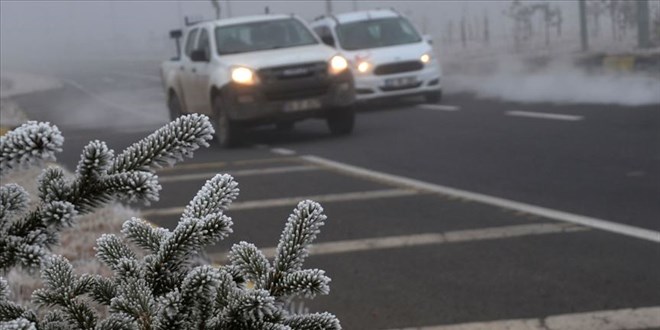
[209,222,586,263]
[62,78,163,121]
[156,157,296,173]
[112,71,162,82]
[141,189,417,217]
[506,111,583,121]
[417,104,460,111]
[386,306,660,330]
[302,155,660,243]
[159,165,319,183]
[271,148,296,156]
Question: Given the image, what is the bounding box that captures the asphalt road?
[8,60,660,329]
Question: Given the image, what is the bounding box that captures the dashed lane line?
[141,188,418,217]
[302,155,660,243]
[506,110,583,121]
[158,165,320,183]
[416,104,461,111]
[271,148,297,156]
[209,222,586,263]
[386,306,660,330]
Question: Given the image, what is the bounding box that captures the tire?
[424,90,443,104]
[327,106,355,135]
[276,121,295,132]
[167,92,183,121]
[212,95,242,148]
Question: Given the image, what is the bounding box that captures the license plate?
[384,76,418,88]
[283,98,321,112]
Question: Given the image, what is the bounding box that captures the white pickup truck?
[161,14,356,147]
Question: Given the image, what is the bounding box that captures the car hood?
[342,42,431,65]
[221,44,337,69]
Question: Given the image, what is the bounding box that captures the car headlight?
[329,55,349,75]
[420,53,431,64]
[357,61,371,73]
[231,66,258,85]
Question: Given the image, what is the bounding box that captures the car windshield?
[215,18,318,55]
[336,17,422,50]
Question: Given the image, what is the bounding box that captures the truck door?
[180,28,199,112]
[190,28,213,115]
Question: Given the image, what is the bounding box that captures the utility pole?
[226,0,232,18]
[638,0,651,48]
[326,0,333,15]
[579,0,589,51]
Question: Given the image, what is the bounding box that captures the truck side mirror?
[321,35,336,47]
[423,34,433,45]
[190,49,209,62]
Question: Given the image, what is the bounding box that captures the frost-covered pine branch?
[1,115,340,329]
[0,114,214,271]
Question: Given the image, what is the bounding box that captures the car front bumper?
[353,63,442,101]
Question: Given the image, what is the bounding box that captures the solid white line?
[62,78,163,121]
[387,306,660,330]
[271,148,296,156]
[302,155,660,243]
[417,104,460,111]
[159,165,320,183]
[112,71,162,82]
[141,189,417,217]
[209,222,585,262]
[507,111,583,121]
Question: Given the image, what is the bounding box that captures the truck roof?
[189,14,297,29]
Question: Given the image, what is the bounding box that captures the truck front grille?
[259,62,328,83]
[374,61,424,75]
[263,85,329,101]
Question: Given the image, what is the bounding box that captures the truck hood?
[221,44,337,69]
[342,41,432,65]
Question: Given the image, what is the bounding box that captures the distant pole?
[579,0,589,51]
[326,0,333,15]
[226,0,232,18]
[638,0,651,48]
[352,0,358,11]
[176,0,184,28]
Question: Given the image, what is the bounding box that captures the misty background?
[2,0,659,105]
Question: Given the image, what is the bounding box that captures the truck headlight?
[329,55,348,75]
[231,66,258,85]
[420,53,431,64]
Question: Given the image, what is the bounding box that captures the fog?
[1,0,658,106]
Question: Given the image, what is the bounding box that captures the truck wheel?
[424,90,443,104]
[168,92,183,120]
[213,95,241,148]
[327,106,355,135]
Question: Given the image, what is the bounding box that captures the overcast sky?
[1,1,582,68]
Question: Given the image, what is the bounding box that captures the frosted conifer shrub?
[0,116,341,329]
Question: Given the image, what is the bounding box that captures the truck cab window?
[197,29,210,60]
[185,28,199,58]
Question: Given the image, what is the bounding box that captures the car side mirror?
[190,49,209,62]
[423,34,433,45]
[321,35,335,47]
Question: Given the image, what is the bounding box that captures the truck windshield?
[336,17,422,51]
[215,18,318,55]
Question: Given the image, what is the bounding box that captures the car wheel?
[327,106,355,135]
[276,121,295,132]
[213,95,241,148]
[424,90,443,104]
[167,92,183,121]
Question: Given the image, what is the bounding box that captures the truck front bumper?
[221,71,354,125]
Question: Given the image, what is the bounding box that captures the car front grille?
[374,61,424,75]
[258,62,328,83]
